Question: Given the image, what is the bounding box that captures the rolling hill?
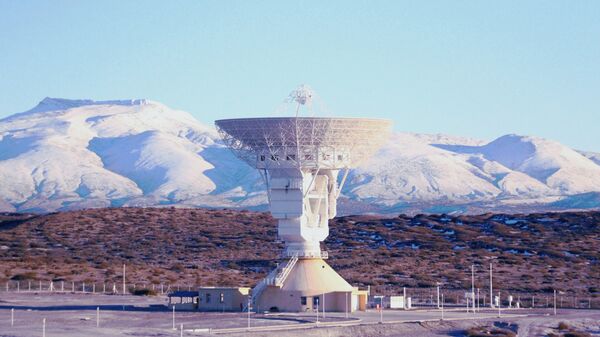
[0,208,598,297]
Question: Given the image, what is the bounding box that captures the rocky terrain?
[0,208,598,299]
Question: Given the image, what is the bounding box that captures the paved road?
[276,307,529,324]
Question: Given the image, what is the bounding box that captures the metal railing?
[272,253,298,287]
[281,250,328,259]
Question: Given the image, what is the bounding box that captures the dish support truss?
[215,117,391,258]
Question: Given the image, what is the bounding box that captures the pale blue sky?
[1,1,598,150]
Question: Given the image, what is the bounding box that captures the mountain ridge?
[0,98,599,214]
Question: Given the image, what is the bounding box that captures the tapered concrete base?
[256,258,356,312]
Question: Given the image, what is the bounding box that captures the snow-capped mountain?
[1,98,599,214]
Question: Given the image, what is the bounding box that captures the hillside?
[1,98,600,214]
[0,208,598,297]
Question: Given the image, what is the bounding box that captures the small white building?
[198,287,250,312]
[389,296,411,309]
[168,287,250,311]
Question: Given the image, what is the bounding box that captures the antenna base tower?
[215,89,391,312]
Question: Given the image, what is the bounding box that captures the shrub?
[11,272,37,280]
[131,288,157,296]
[564,331,591,337]
[466,326,516,337]
[558,322,570,330]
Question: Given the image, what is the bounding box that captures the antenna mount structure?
[215,86,392,312]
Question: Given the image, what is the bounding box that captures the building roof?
[199,286,251,290]
[168,290,198,297]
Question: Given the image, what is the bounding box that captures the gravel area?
[1,293,598,337]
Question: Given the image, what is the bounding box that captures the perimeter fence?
[2,280,598,310]
[1,279,194,296]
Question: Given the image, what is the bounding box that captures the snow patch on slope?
[344,133,500,203]
[578,150,600,166]
[0,98,599,213]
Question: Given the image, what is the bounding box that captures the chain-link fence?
[2,280,598,310]
[1,280,197,296]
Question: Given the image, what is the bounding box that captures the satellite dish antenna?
[215,85,392,312]
[287,84,313,117]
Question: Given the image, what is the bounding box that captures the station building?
[168,287,250,311]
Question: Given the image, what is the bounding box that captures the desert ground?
[1,208,599,336]
[1,292,599,337]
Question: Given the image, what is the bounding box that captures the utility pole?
[122,264,126,295]
[172,306,175,330]
[489,263,493,308]
[441,294,444,320]
[497,291,501,318]
[316,298,319,324]
[553,290,557,315]
[345,292,348,318]
[471,264,475,315]
[247,297,250,329]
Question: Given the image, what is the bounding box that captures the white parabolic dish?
[216,114,392,312]
[215,117,393,170]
